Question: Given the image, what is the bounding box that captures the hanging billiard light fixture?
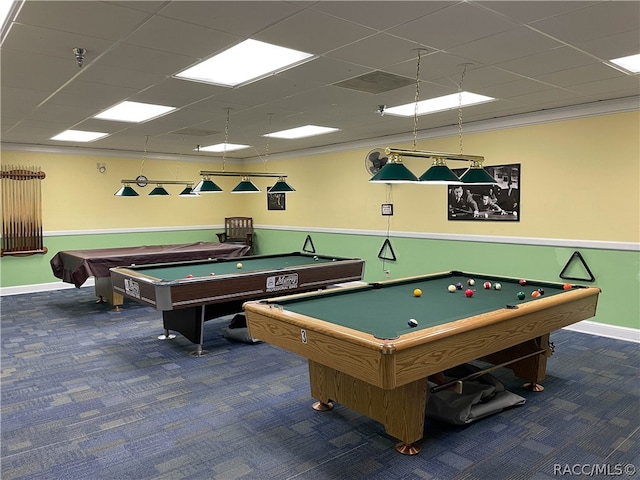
[231,176,261,193]
[267,177,296,192]
[114,184,139,196]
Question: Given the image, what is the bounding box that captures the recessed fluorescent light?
[197,143,251,153]
[385,92,495,117]
[175,39,314,87]
[94,101,176,123]
[264,125,340,139]
[610,53,640,73]
[51,130,109,142]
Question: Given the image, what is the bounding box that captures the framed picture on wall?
[447,164,520,221]
[267,188,286,211]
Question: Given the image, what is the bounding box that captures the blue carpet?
[1,288,638,479]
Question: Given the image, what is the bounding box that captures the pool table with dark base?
[50,242,250,308]
[243,271,601,455]
[110,252,365,355]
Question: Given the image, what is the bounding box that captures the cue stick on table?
[430,348,547,394]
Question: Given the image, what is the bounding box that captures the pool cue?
[430,348,547,394]
[1,166,8,252]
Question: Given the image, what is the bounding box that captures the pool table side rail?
[111,258,366,311]
[243,285,600,389]
[374,270,589,290]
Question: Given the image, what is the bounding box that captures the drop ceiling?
[1,1,638,162]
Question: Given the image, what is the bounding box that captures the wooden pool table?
[243,270,601,455]
[110,252,365,355]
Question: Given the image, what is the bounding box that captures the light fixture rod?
[120,179,192,185]
[199,171,287,178]
[386,148,484,163]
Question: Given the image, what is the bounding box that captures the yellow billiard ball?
[236,262,243,269]
[413,288,422,297]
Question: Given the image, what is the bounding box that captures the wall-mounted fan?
[365,148,388,176]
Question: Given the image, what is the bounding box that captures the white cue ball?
[447,284,457,292]
[494,283,502,290]
[236,262,243,269]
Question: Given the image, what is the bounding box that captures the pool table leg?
[308,360,427,455]
[94,277,123,311]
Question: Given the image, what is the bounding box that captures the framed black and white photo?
[267,188,286,211]
[447,164,520,221]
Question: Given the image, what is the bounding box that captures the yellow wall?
[1,111,638,242]
[0,153,256,230]
[246,111,639,243]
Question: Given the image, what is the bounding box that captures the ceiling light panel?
[197,143,251,152]
[51,130,109,142]
[385,92,496,117]
[175,39,314,87]
[609,53,640,73]
[94,101,176,123]
[264,125,339,139]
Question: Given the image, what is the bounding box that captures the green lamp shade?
[418,165,462,184]
[268,179,296,192]
[114,185,139,196]
[193,178,223,193]
[369,162,417,183]
[231,178,261,193]
[459,167,498,185]
[149,185,170,196]
[179,186,199,196]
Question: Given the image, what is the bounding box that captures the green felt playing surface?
[128,253,336,281]
[266,272,575,340]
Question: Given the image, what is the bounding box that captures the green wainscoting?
[1,227,638,332]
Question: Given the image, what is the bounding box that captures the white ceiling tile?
[1,0,637,160]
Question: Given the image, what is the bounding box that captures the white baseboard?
[1,281,638,343]
[563,320,639,343]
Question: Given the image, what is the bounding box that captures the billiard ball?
[563,283,572,290]
[313,255,319,261]
[209,272,216,276]
[519,279,527,286]
[455,282,463,290]
[494,283,502,290]
[236,263,243,269]
[517,291,526,300]
[407,318,418,327]
[448,284,457,293]
[186,274,193,278]
[467,279,475,286]
[413,288,422,297]
[465,289,474,298]
[483,281,492,289]
[537,288,545,295]
[531,290,541,298]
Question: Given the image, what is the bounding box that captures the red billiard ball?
[186,274,193,278]
[483,281,492,289]
[465,289,474,297]
[519,279,527,286]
